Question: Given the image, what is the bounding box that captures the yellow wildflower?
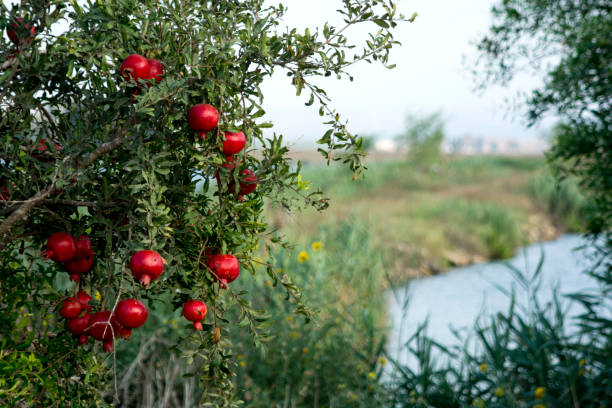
[579,358,586,366]
[297,251,309,263]
[535,387,546,399]
[285,316,293,322]
[479,363,487,373]
[378,356,387,366]
[240,361,246,367]
[94,291,101,301]
[494,387,504,397]
[311,241,323,251]
[367,371,376,380]
[302,347,309,354]
[265,281,271,287]
[289,331,299,339]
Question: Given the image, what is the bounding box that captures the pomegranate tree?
[0,0,406,405]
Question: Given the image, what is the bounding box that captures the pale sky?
[261,0,554,147]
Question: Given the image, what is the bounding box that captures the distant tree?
[473,0,611,239]
[397,112,445,165]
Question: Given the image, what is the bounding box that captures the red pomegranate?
[239,169,258,196]
[120,327,132,339]
[74,235,94,259]
[35,138,61,153]
[77,334,89,345]
[76,290,92,306]
[88,311,122,341]
[67,314,90,335]
[59,297,82,319]
[207,254,240,286]
[102,339,114,353]
[7,18,35,45]
[182,300,207,331]
[187,104,219,138]
[63,254,94,281]
[146,58,163,84]
[129,250,166,288]
[115,299,148,329]
[120,54,150,82]
[222,131,246,156]
[44,232,76,262]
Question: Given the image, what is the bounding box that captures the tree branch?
[0,117,137,245]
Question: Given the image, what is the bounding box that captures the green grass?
[277,155,584,282]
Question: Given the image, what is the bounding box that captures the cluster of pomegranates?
[58,291,148,352]
[47,233,242,350]
[43,232,95,282]
[6,17,35,46]
[119,53,163,92]
[187,104,258,200]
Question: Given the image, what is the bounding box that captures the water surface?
[386,234,601,370]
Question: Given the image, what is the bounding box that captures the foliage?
[0,0,410,405]
[473,0,611,250]
[231,218,388,407]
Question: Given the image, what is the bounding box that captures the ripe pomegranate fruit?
[7,18,35,45]
[120,54,150,82]
[130,250,166,288]
[187,104,219,139]
[147,58,163,84]
[77,334,89,345]
[182,300,207,331]
[115,299,148,329]
[76,290,92,306]
[120,327,132,339]
[74,235,94,259]
[63,253,94,282]
[102,339,114,353]
[207,254,240,286]
[88,311,122,341]
[239,169,258,196]
[44,232,76,262]
[222,131,246,156]
[67,314,90,335]
[59,297,82,319]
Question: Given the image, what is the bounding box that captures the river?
[386,234,603,371]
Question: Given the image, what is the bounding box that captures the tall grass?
[230,217,389,407]
[527,171,588,232]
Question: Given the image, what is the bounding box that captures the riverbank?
[275,156,587,284]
